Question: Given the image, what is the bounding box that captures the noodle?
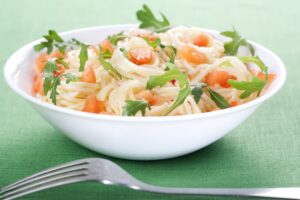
[33,27,268,116]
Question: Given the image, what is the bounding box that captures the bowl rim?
[3,24,286,122]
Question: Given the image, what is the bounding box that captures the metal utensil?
[0,158,299,199]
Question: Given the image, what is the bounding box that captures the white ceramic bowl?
[4,25,286,160]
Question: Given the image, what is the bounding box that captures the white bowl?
[3,24,286,160]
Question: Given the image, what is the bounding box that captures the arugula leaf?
[79,44,89,72]
[34,42,53,54]
[221,28,254,56]
[43,60,80,104]
[143,37,161,48]
[63,38,90,72]
[191,85,203,104]
[64,73,80,83]
[122,100,150,116]
[120,47,129,58]
[55,44,67,54]
[34,31,90,73]
[207,87,230,109]
[99,48,122,80]
[239,56,269,80]
[136,4,170,33]
[101,49,113,59]
[107,32,126,45]
[147,64,186,89]
[48,73,80,105]
[228,77,266,99]
[48,30,64,43]
[34,30,64,54]
[70,38,83,46]
[56,57,69,69]
[43,60,59,95]
[166,84,190,115]
[162,45,176,64]
[49,76,60,105]
[147,63,190,115]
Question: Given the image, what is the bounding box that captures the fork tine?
[0,169,88,197]
[1,159,90,191]
[0,175,90,200]
[0,165,88,194]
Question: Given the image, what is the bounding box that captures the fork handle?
[140,185,300,199]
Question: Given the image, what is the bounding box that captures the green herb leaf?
[49,76,60,105]
[56,57,69,69]
[107,32,126,45]
[161,45,176,63]
[120,47,129,58]
[228,77,266,99]
[166,84,190,115]
[143,37,161,48]
[34,30,64,54]
[64,73,80,83]
[207,87,229,109]
[79,44,88,72]
[147,64,186,89]
[99,48,122,80]
[239,56,269,80]
[101,48,113,59]
[221,28,254,56]
[43,60,80,104]
[136,4,170,33]
[70,38,83,46]
[43,60,59,95]
[48,30,64,42]
[65,38,90,72]
[55,44,67,54]
[122,100,150,116]
[147,63,190,115]
[34,42,52,53]
[191,85,203,104]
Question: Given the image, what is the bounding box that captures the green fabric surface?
[0,0,300,199]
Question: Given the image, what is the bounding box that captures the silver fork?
[0,158,299,200]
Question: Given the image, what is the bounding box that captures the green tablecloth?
[0,0,299,199]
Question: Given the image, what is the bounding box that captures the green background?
[1,0,299,199]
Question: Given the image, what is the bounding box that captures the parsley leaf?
[147,63,190,115]
[107,32,126,45]
[191,85,203,104]
[136,4,170,33]
[221,28,254,56]
[207,87,230,109]
[228,77,266,99]
[99,48,122,80]
[122,100,150,116]
[34,30,64,54]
